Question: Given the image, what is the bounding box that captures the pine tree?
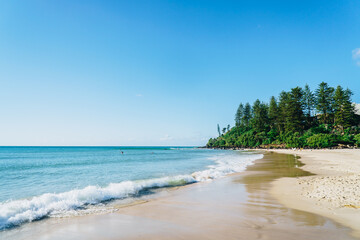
[251,99,269,132]
[315,82,334,124]
[217,124,221,137]
[343,88,355,128]
[334,86,345,128]
[285,87,305,132]
[235,103,244,126]
[278,91,289,132]
[303,84,315,126]
[251,99,261,131]
[243,103,252,126]
[268,96,279,130]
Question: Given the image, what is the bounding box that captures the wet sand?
[2,152,356,240]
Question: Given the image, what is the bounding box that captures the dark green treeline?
[207,82,360,148]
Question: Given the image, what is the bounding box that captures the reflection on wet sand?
[238,152,332,228]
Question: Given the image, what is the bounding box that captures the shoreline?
[2,151,356,240]
[268,149,360,238]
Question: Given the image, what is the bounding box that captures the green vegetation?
[207,82,360,149]
[355,134,360,147]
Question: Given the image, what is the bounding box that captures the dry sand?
[2,152,356,240]
[269,149,360,238]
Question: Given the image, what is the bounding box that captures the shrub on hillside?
[306,134,337,148]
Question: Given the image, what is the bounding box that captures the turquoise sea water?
[0,146,262,230]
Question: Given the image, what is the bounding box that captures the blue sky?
[0,0,359,146]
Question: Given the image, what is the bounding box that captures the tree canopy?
[207,82,360,149]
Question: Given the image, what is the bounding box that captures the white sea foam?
[0,151,263,230]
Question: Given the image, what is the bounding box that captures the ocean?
[0,146,263,230]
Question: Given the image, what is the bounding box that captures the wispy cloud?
[135,94,143,97]
[352,48,360,66]
[160,134,173,141]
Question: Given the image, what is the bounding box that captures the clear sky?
[0,0,359,146]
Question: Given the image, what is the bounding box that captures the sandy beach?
[2,1,359,239]
[3,151,358,240]
[270,149,360,238]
